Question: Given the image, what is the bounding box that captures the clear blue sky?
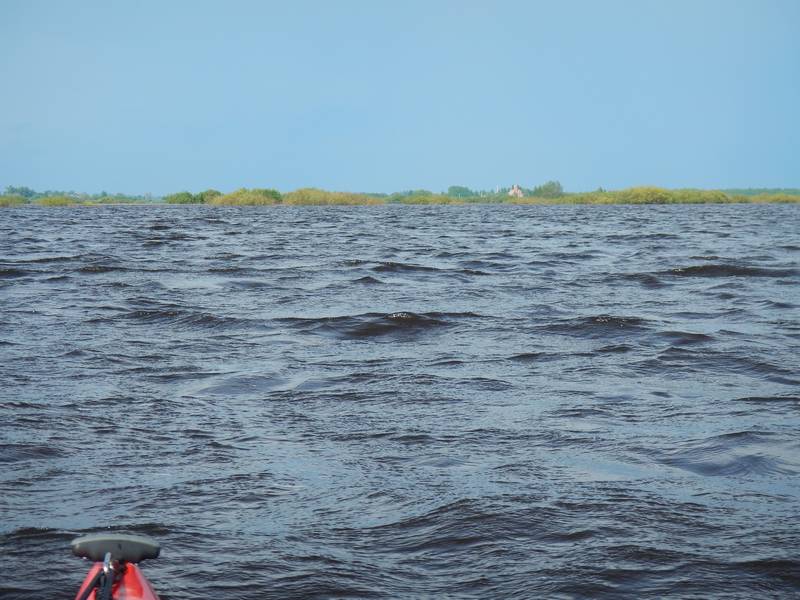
[1,0,798,195]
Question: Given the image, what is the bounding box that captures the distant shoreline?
[2,186,800,208]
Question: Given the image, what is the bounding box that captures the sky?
[1,0,798,195]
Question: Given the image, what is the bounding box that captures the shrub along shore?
[2,185,799,207]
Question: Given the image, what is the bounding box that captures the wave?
[457,259,511,273]
[616,272,668,287]
[657,430,798,477]
[372,261,442,273]
[539,315,651,339]
[77,264,129,274]
[279,311,480,340]
[0,267,29,278]
[195,374,292,396]
[223,279,273,289]
[597,343,634,353]
[351,498,508,553]
[509,351,552,362]
[734,558,800,586]
[5,255,77,264]
[655,330,715,345]
[653,347,796,383]
[666,264,798,278]
[1,527,74,543]
[0,443,64,463]
[390,433,440,445]
[759,299,798,309]
[208,266,255,274]
[342,496,632,570]
[736,395,799,405]
[89,308,253,330]
[353,276,384,284]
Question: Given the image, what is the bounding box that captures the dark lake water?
[1,204,799,599]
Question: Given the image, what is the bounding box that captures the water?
[1,204,798,599]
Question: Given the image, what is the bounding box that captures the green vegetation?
[722,187,800,196]
[526,181,565,197]
[2,182,799,208]
[512,187,735,205]
[88,196,150,205]
[164,191,198,204]
[737,193,800,204]
[165,189,223,204]
[389,186,799,205]
[391,193,464,205]
[196,189,223,203]
[34,195,82,206]
[447,186,475,198]
[3,185,155,204]
[4,186,36,199]
[210,188,282,205]
[282,188,382,205]
[0,194,27,207]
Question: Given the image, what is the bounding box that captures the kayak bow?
[71,534,161,600]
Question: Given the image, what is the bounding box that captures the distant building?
[508,184,524,198]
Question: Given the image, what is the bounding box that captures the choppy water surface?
[1,204,799,599]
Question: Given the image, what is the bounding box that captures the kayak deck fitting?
[72,534,161,600]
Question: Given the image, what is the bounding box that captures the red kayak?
[71,534,161,600]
